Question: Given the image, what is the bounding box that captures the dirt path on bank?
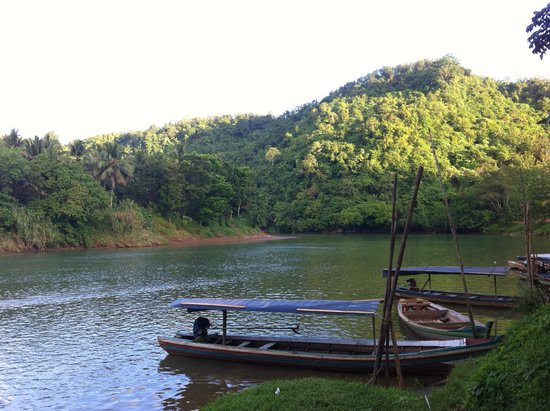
[167,233,294,247]
[0,233,294,254]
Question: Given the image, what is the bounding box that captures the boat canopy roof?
[170,298,381,317]
[517,254,550,263]
[383,266,510,277]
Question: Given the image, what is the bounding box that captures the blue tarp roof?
[382,266,510,277]
[170,298,381,316]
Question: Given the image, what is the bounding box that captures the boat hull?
[511,270,550,286]
[158,333,501,374]
[397,299,488,340]
[394,287,518,308]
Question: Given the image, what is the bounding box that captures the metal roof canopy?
[382,266,510,277]
[170,298,382,317]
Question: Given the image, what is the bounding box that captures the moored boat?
[397,298,492,340]
[157,297,502,374]
[383,266,519,308]
[508,254,550,286]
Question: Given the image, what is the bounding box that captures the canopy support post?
[222,310,227,344]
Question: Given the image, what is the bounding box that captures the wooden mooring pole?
[371,166,423,386]
[429,132,477,338]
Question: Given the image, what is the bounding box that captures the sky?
[1,0,548,144]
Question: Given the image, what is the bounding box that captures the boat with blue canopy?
[158,297,502,374]
[383,266,519,308]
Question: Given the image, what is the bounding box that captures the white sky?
[1,0,548,143]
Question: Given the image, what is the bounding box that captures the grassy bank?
[203,378,428,411]
[0,201,262,253]
[203,303,550,411]
[429,301,550,410]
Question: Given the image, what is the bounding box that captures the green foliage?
[203,377,427,411]
[527,2,550,60]
[108,199,150,235]
[80,57,547,234]
[430,303,550,411]
[86,141,134,207]
[11,207,61,249]
[2,56,549,246]
[28,154,111,244]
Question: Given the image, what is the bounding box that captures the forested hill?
[87,56,549,234]
[2,57,548,250]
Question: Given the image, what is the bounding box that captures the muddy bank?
[167,233,294,247]
[0,233,294,255]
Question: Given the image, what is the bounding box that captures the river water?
[1,234,548,410]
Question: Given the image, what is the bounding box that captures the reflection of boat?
[508,254,550,286]
[384,266,519,308]
[397,298,492,340]
[158,298,502,375]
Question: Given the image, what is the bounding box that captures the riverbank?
[0,217,291,254]
[0,232,295,254]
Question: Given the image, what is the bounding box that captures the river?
[1,234,548,410]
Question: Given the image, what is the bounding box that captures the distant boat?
[397,298,492,340]
[383,266,519,308]
[508,254,550,286]
[158,297,502,374]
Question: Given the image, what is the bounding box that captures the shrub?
[430,303,550,410]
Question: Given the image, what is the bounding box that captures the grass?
[203,378,428,411]
[0,209,262,252]
[203,303,550,411]
[429,303,550,411]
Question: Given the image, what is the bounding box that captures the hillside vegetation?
[1,57,549,249]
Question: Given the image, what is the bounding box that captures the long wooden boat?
[510,270,550,286]
[508,254,550,286]
[397,298,492,340]
[158,297,502,374]
[383,266,519,308]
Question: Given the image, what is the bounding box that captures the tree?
[2,129,23,148]
[87,142,134,207]
[265,147,281,166]
[69,140,86,160]
[29,155,110,243]
[527,2,550,59]
[24,133,61,159]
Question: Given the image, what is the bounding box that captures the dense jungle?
[1,56,549,251]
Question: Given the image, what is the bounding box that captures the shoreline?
[0,233,295,255]
[167,233,294,247]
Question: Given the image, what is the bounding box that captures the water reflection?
[158,356,347,410]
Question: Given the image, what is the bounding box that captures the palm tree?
[24,132,61,159]
[88,142,134,207]
[2,129,23,148]
[69,139,86,160]
[24,136,44,159]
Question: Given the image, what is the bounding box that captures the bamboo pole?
[524,201,534,291]
[429,132,477,337]
[371,173,398,385]
[371,167,423,385]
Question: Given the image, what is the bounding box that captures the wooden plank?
[259,342,277,350]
